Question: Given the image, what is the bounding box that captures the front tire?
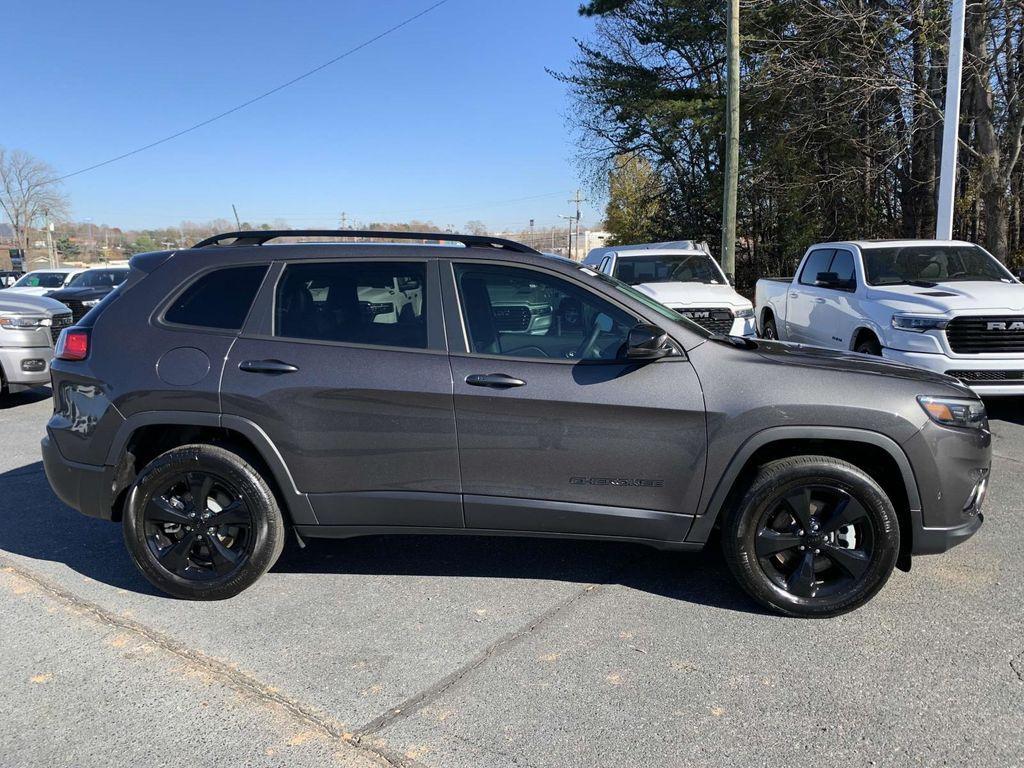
[721,456,899,617]
[123,444,285,599]
[855,335,882,355]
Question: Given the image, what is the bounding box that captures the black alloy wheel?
[124,444,285,599]
[761,316,779,340]
[754,484,874,599]
[144,470,254,580]
[721,455,899,617]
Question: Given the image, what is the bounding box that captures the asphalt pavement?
[1,389,1021,767]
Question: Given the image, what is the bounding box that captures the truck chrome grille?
[677,307,734,334]
[50,313,73,345]
[946,369,1024,386]
[946,315,1024,354]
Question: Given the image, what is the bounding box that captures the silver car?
[0,293,73,395]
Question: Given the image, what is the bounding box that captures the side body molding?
[687,426,923,544]
[105,410,317,525]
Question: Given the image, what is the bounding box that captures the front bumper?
[41,433,117,520]
[882,347,1024,396]
[0,345,54,391]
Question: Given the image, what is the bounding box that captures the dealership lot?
[1,390,1022,768]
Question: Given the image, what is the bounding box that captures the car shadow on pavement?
[0,461,764,614]
[984,398,1024,426]
[0,387,52,410]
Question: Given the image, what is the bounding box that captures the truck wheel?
[123,444,285,600]
[721,456,899,618]
[760,315,779,340]
[855,335,882,355]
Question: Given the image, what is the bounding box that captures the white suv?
[5,267,85,296]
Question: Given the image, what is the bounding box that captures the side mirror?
[726,272,736,286]
[815,271,841,288]
[1015,267,1024,282]
[626,323,673,360]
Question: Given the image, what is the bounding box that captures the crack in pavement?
[0,559,427,768]
[1012,652,1024,682]
[353,580,603,742]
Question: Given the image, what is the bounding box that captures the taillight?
[55,329,89,361]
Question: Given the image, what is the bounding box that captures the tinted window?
[455,263,635,361]
[799,249,835,286]
[829,250,856,289]
[274,261,427,349]
[165,265,267,330]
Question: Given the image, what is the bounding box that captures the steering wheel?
[570,313,612,360]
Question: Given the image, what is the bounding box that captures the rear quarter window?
[164,265,268,330]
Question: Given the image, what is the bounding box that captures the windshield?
[863,245,1012,285]
[614,253,725,285]
[67,270,128,288]
[12,272,68,288]
[588,269,714,338]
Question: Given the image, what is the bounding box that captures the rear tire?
[123,444,285,599]
[760,314,779,340]
[721,456,899,618]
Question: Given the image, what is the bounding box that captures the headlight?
[734,307,754,319]
[892,313,949,332]
[0,315,51,330]
[918,396,987,429]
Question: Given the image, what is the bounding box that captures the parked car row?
[755,240,1024,396]
[40,230,989,618]
[0,265,129,394]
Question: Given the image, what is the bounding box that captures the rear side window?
[164,265,267,330]
[799,249,835,286]
[274,261,427,349]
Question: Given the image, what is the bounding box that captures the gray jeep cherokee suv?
[41,230,991,617]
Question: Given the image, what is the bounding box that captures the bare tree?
[0,148,69,254]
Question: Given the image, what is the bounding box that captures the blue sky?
[6,1,601,231]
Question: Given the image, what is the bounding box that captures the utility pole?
[339,211,348,229]
[720,0,740,280]
[45,218,57,268]
[558,214,574,257]
[569,190,586,261]
[529,218,535,250]
[231,204,242,230]
[936,0,966,240]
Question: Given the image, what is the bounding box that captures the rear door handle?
[465,373,526,388]
[789,292,799,299]
[239,359,299,374]
[814,297,826,303]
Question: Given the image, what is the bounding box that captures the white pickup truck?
[755,239,1024,395]
[583,241,755,336]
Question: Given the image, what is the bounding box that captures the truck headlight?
[917,396,987,429]
[734,307,754,319]
[892,313,949,332]
[0,314,51,330]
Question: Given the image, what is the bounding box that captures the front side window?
[862,245,1013,286]
[613,253,725,285]
[454,263,635,361]
[799,250,835,286]
[274,261,427,349]
[164,265,267,330]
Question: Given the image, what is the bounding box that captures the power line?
[54,0,451,182]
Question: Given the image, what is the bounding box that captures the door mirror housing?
[814,271,841,288]
[625,323,674,360]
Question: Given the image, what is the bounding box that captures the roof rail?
[192,229,540,254]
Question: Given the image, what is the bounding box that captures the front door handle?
[239,359,299,374]
[465,373,526,388]
[813,297,826,304]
